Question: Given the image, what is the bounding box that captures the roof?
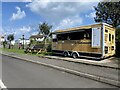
[30,35,44,38]
[0,35,4,38]
[53,23,114,34]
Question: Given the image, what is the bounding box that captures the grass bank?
[0,48,52,56]
[0,48,24,54]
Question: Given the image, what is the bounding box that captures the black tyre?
[63,52,68,57]
[24,51,27,53]
[72,53,78,59]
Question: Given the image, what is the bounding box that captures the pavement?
[2,55,117,88]
[45,55,120,69]
[1,51,120,87]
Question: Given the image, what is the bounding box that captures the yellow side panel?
[53,39,101,53]
[104,25,115,57]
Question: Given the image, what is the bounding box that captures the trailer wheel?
[72,53,78,59]
[63,52,68,57]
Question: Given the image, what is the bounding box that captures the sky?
[1,0,100,40]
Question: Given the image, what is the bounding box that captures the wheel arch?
[71,51,79,57]
[63,50,70,56]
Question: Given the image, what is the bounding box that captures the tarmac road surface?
[2,55,117,88]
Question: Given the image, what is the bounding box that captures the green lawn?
[0,48,52,56]
[0,48,24,54]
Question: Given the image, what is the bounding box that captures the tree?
[94,1,120,57]
[7,34,14,49]
[39,22,52,36]
[94,1,120,27]
[116,28,120,42]
[116,27,120,57]
[39,22,52,51]
[3,40,7,48]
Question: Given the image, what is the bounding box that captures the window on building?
[105,30,108,33]
[112,46,114,50]
[105,34,108,42]
[52,34,58,42]
[112,35,114,43]
[105,46,108,54]
[109,34,111,41]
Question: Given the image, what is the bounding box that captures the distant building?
[0,35,5,48]
[17,39,30,45]
[30,34,44,42]
[0,35,5,42]
[11,40,15,45]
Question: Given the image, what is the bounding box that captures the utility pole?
[22,35,24,49]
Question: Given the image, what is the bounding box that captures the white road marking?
[0,80,7,89]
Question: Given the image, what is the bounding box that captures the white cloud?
[4,26,31,37]
[0,27,4,35]
[13,26,32,39]
[22,0,32,2]
[2,0,32,2]
[31,31,38,35]
[26,0,98,30]
[10,26,31,37]
[10,6,26,21]
[28,0,100,2]
[55,15,83,30]
[19,26,31,33]
[3,24,40,39]
[26,1,95,22]
[85,12,96,18]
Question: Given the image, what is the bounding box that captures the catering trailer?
[52,23,115,59]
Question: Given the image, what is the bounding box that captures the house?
[0,35,5,47]
[30,34,44,42]
[17,39,30,45]
[0,35,5,43]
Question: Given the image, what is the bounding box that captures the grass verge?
[0,48,24,54]
[0,48,53,56]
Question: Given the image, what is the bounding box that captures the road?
[2,55,117,88]
[4,52,119,81]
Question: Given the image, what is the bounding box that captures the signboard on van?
[92,27,101,48]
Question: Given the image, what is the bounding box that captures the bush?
[46,44,52,52]
[115,28,120,57]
